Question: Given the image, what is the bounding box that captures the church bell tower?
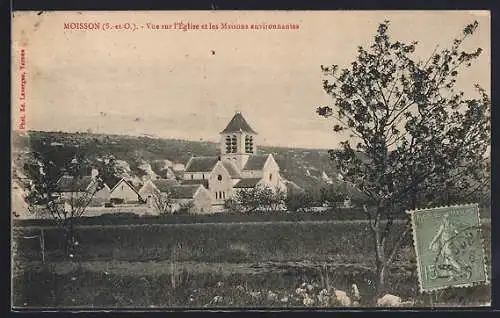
[219,112,257,170]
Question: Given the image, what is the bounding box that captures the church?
[182,112,287,212]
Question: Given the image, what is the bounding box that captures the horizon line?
[13,129,338,151]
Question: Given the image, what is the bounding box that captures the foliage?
[316,20,490,296]
[228,186,286,213]
[12,263,491,308]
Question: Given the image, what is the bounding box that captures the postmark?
[408,204,489,293]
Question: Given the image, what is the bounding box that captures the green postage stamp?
[408,204,489,293]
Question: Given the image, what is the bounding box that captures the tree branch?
[385,220,411,266]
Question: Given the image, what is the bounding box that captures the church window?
[225,136,232,153]
[215,192,218,199]
[222,192,225,199]
[191,174,194,180]
[245,135,254,153]
[269,173,273,181]
[231,135,237,153]
[217,174,222,181]
[202,174,205,179]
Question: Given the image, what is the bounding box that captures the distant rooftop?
[234,178,262,189]
[243,154,269,171]
[220,112,258,135]
[185,156,219,172]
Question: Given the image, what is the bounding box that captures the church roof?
[220,112,258,135]
[170,185,202,199]
[152,179,179,192]
[222,161,241,178]
[185,156,219,172]
[243,155,269,171]
[181,179,209,189]
[234,178,262,188]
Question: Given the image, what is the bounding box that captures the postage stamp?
[409,204,489,293]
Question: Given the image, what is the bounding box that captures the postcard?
[11,10,491,309]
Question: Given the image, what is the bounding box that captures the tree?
[227,186,286,213]
[316,20,490,298]
[23,148,103,256]
[176,200,195,214]
[93,154,122,188]
[151,190,175,215]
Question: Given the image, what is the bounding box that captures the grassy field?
[12,220,492,308]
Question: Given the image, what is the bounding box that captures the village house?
[182,112,287,212]
[55,169,111,209]
[137,179,212,214]
[138,178,179,207]
[169,184,213,214]
[109,178,142,204]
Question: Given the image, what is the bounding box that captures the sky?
[12,11,490,149]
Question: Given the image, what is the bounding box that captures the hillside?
[12,130,340,190]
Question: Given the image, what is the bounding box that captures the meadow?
[12,220,492,308]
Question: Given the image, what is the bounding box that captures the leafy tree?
[317,20,490,297]
[228,186,286,213]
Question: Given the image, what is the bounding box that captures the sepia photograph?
[11,10,491,309]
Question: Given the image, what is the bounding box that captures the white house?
[109,178,142,204]
[138,179,213,214]
[169,184,213,214]
[138,178,179,207]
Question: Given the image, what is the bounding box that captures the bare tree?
[24,151,103,256]
[316,20,490,298]
[151,190,175,215]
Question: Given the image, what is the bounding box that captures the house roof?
[152,179,179,192]
[181,179,209,189]
[222,161,240,178]
[56,175,94,192]
[170,185,202,199]
[234,178,262,189]
[185,156,219,172]
[220,112,258,135]
[110,178,140,194]
[243,155,269,171]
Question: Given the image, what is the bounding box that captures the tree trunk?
[65,218,74,258]
[376,261,387,297]
[374,233,386,298]
[373,206,387,301]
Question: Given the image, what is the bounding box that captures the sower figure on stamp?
[428,213,462,281]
